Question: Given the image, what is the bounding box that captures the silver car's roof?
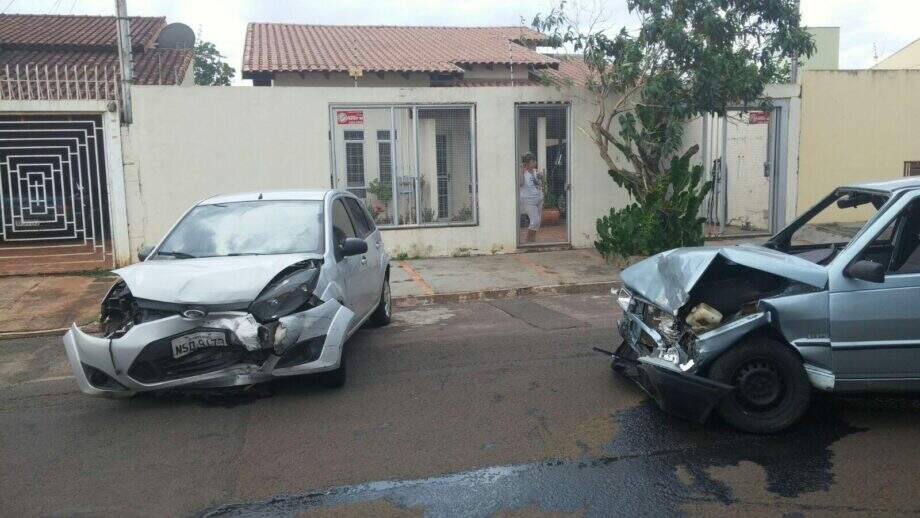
[199,189,334,205]
[842,177,920,194]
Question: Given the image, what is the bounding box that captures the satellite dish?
[157,23,195,50]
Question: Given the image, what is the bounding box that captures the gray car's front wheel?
[708,337,811,434]
[368,276,392,327]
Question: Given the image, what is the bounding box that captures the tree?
[534,0,814,258]
[193,41,235,86]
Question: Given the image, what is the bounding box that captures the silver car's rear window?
[156,200,324,258]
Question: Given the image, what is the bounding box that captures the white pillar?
[537,116,547,172]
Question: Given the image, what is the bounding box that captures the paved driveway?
[1,293,919,516]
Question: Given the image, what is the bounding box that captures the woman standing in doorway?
[519,152,545,243]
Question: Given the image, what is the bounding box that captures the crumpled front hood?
[113,253,322,305]
[620,245,827,315]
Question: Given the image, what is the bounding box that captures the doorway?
[703,103,788,238]
[515,104,570,247]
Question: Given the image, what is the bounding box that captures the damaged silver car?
[64,189,391,396]
[611,178,920,433]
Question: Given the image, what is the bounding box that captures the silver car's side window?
[331,198,357,249]
[861,198,920,275]
[343,197,373,239]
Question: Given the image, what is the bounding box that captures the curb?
[392,280,620,307]
[0,280,620,339]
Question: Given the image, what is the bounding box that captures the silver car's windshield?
[156,200,324,258]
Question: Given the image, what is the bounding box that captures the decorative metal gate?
[0,113,113,274]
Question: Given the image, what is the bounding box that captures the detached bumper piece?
[611,340,733,424]
[636,356,733,424]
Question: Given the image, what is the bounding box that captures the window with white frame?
[343,130,365,198]
[331,105,476,228]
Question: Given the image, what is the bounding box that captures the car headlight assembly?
[616,288,634,312]
[249,268,321,322]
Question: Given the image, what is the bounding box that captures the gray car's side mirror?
[138,245,154,262]
[846,260,885,283]
[341,237,368,258]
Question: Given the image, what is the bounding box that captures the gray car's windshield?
[155,200,323,258]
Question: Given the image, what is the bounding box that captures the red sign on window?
[748,111,770,124]
[336,110,364,125]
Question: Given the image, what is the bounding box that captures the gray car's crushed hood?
[113,253,322,305]
[620,245,827,314]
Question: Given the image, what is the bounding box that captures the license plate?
[171,331,228,359]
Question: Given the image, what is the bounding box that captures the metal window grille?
[905,161,920,177]
[377,141,393,185]
[0,64,121,101]
[435,134,449,218]
[345,141,366,198]
[330,105,476,228]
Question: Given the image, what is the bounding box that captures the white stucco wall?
[124,85,628,258]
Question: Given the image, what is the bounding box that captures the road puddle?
[198,397,866,517]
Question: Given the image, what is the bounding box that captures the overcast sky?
[4,0,919,84]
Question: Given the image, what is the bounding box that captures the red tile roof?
[0,14,191,87]
[539,54,594,86]
[0,48,192,85]
[0,14,164,50]
[243,23,557,76]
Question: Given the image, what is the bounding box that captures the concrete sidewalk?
[0,275,114,338]
[390,248,619,304]
[0,248,619,337]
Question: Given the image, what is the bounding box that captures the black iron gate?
[0,113,113,274]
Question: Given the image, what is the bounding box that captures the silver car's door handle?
[361,255,368,266]
[375,241,381,249]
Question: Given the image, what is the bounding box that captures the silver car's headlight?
[249,268,320,322]
[616,288,634,312]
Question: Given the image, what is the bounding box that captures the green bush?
[595,152,711,259]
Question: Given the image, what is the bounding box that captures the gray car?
[64,189,391,396]
[611,178,920,433]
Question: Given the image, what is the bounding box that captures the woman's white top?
[520,169,543,203]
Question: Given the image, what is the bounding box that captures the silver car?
[611,178,920,433]
[64,189,391,396]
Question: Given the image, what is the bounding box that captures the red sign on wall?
[748,111,770,124]
[336,110,364,125]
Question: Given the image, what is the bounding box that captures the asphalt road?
[1,293,919,517]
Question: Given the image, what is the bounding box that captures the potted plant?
[542,192,561,226]
[366,179,394,224]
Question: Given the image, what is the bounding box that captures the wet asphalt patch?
[197,396,867,517]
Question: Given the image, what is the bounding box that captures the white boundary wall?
[124,85,632,258]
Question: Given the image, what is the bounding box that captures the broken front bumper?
[613,312,733,424]
[63,300,354,397]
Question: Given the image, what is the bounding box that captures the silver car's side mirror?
[341,238,368,258]
[846,260,885,283]
[137,245,154,262]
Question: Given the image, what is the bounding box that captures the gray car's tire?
[708,337,811,434]
[368,276,392,327]
[319,353,346,389]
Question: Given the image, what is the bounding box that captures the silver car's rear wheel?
[369,276,392,326]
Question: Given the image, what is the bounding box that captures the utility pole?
[115,0,134,124]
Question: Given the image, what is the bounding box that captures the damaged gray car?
[611,178,920,433]
[64,189,391,396]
